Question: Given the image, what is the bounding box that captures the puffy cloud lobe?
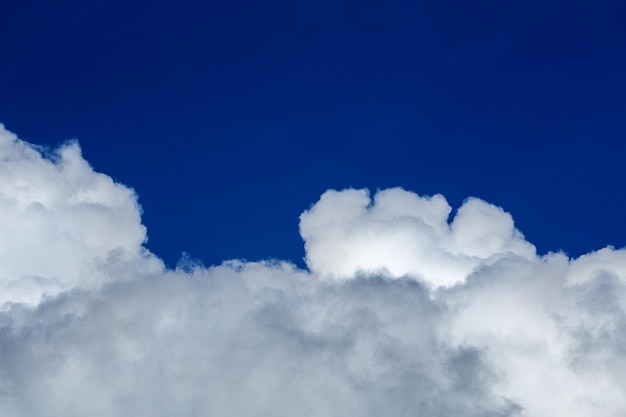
[442,253,626,416]
[1,124,626,416]
[0,125,162,305]
[300,187,536,287]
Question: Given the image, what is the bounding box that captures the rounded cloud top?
[0,125,161,305]
[300,187,536,286]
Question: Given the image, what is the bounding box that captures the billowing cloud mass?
[1,123,625,416]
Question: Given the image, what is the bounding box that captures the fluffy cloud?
[299,188,536,286]
[0,126,162,306]
[1,124,625,416]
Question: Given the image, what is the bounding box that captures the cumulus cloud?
[1,123,625,416]
[299,188,536,286]
[0,126,162,306]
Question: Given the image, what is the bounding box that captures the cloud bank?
[1,124,625,416]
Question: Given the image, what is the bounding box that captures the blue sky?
[1,0,625,268]
[4,2,626,415]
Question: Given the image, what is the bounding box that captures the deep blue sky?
[1,0,625,268]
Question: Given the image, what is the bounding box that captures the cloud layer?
[1,124,625,416]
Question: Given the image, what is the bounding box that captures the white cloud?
[300,187,535,287]
[0,125,162,306]
[1,124,625,416]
